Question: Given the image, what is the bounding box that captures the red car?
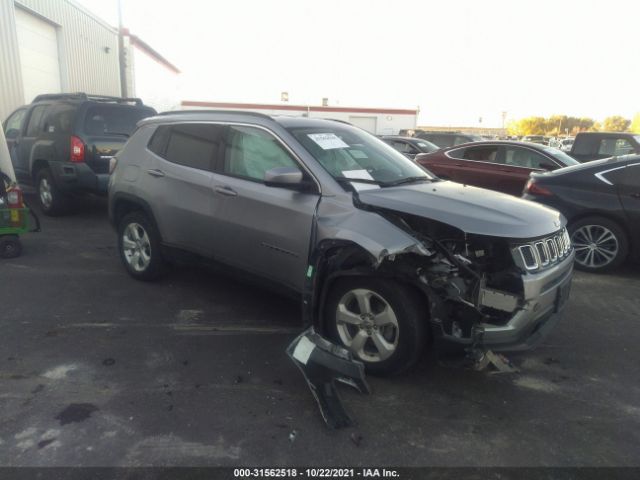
[415,141,579,196]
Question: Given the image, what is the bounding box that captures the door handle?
[146,169,165,178]
[215,185,237,197]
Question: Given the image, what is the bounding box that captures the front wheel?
[569,216,629,273]
[324,277,427,376]
[117,211,166,281]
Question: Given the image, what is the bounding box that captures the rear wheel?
[569,216,628,273]
[0,235,22,259]
[36,168,68,216]
[324,277,427,376]
[118,211,166,280]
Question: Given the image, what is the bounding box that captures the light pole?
[117,0,127,98]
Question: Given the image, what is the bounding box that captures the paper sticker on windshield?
[307,133,349,150]
[342,169,374,180]
[350,182,380,191]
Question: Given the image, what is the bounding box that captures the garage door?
[348,116,377,134]
[15,8,62,103]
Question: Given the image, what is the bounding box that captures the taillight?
[524,179,553,197]
[6,186,24,208]
[70,136,85,163]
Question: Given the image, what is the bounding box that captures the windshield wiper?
[382,176,432,187]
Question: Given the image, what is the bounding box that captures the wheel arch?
[110,192,161,236]
[31,159,50,182]
[304,239,430,335]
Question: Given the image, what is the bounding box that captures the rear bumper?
[50,162,108,195]
[481,251,574,350]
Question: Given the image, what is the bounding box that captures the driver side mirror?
[264,166,307,190]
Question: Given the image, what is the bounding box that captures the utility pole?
[117,0,128,98]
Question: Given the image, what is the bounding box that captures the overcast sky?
[76,0,639,127]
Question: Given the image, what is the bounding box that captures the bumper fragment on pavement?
[287,328,371,429]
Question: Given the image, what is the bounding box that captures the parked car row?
[382,129,640,273]
[3,92,633,375]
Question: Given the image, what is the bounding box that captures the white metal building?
[0,0,121,121]
[0,0,180,121]
[122,29,181,113]
[181,101,419,135]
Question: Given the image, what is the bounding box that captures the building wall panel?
[0,0,120,121]
[0,1,26,121]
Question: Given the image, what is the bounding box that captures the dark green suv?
[2,93,155,215]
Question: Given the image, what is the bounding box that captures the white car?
[559,138,574,152]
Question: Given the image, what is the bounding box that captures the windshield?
[288,125,433,186]
[84,105,155,136]
[543,147,579,166]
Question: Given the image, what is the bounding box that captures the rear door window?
[161,123,225,171]
[504,147,551,168]
[43,104,75,134]
[598,138,635,156]
[26,105,48,137]
[83,105,155,137]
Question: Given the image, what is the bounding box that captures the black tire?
[117,211,166,281]
[36,168,69,216]
[324,276,427,376]
[569,216,629,273]
[0,235,22,259]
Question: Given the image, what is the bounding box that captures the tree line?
[507,113,640,136]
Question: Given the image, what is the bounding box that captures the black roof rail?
[157,109,273,120]
[32,92,88,103]
[32,92,143,106]
[86,95,143,106]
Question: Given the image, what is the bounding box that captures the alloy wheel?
[571,224,619,269]
[335,288,399,362]
[39,177,53,209]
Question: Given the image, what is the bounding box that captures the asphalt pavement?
[1,196,639,467]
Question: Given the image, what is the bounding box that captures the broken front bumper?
[481,250,574,351]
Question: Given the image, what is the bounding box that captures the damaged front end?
[303,191,574,355]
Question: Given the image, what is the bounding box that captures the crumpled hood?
[357,180,564,239]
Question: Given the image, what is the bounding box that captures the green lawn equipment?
[1,171,40,259]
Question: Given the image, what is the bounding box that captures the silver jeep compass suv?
[109,111,574,375]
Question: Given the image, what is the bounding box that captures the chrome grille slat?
[516,228,572,272]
